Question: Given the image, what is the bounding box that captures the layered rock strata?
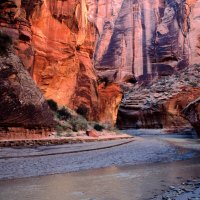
[117,64,200,131]
[0,49,55,139]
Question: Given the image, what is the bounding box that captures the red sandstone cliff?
[93,0,200,82]
[0,0,200,135]
[0,0,123,129]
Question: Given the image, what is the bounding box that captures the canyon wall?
[1,0,200,132]
[93,0,200,82]
[0,0,123,127]
[29,0,123,123]
[29,0,99,120]
[0,0,55,139]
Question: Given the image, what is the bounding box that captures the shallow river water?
[0,129,200,200]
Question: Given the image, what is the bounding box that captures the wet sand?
[0,129,200,200]
[0,134,197,180]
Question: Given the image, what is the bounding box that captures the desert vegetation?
[47,99,118,137]
[0,32,12,55]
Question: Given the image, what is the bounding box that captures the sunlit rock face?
[0,0,34,72]
[1,0,200,128]
[98,83,123,125]
[0,0,123,125]
[28,0,99,120]
[29,0,123,122]
[93,0,200,81]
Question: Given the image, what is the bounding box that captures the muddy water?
[0,129,200,200]
[1,158,200,200]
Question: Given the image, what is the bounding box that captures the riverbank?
[0,131,198,180]
[1,157,200,200]
[0,131,133,147]
[152,178,200,200]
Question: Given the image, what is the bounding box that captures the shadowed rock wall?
[92,0,200,82]
[182,97,200,136]
[0,0,55,136]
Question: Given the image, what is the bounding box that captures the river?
[0,129,200,200]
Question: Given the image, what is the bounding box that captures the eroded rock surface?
[29,0,99,120]
[93,0,200,82]
[1,0,200,131]
[117,64,200,131]
[182,97,200,135]
[0,0,34,72]
[0,49,55,139]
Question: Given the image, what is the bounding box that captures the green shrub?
[184,77,189,82]
[76,104,88,118]
[57,107,72,120]
[47,99,58,112]
[69,116,88,132]
[94,123,104,131]
[55,125,64,134]
[0,32,12,55]
[189,82,198,87]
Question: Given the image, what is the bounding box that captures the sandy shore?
[0,133,133,147]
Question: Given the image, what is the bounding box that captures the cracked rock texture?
[0,49,55,139]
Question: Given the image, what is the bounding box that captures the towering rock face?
[1,0,200,130]
[0,0,123,125]
[29,0,99,120]
[28,0,124,122]
[93,0,200,81]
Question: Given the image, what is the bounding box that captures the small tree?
[76,104,89,118]
[57,107,71,120]
[47,99,58,112]
[94,123,104,131]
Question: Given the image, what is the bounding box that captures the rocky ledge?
[117,64,200,133]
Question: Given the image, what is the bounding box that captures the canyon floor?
[0,129,200,200]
